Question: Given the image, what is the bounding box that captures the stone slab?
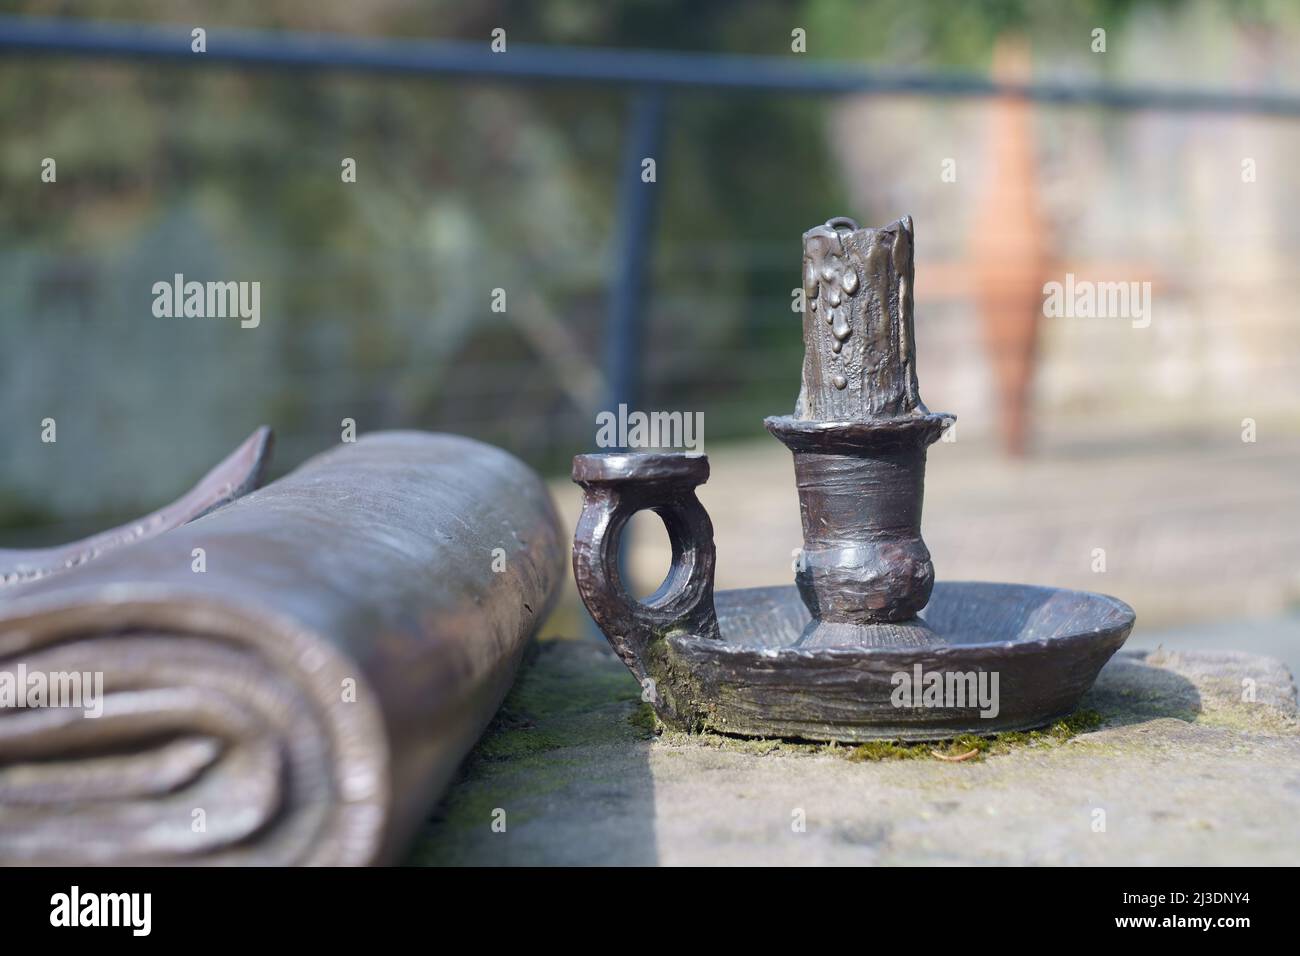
[410,639,1299,866]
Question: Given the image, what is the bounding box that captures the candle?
[797,216,928,422]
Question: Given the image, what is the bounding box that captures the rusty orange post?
[971,36,1051,456]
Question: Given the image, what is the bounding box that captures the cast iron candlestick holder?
[572,217,1135,742]
[766,216,950,648]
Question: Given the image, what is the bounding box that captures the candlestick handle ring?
[572,453,721,682]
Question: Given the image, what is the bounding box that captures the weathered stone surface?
[410,640,1299,866]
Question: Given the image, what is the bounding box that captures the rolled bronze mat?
[0,431,564,865]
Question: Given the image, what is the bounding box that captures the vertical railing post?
[603,86,667,432]
[594,87,666,629]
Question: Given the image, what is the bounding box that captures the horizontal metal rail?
[3,15,1300,116]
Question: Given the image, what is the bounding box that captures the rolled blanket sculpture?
[0,431,564,865]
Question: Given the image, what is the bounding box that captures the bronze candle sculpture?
[573,216,1135,742]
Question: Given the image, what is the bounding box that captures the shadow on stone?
[1082,649,1203,727]
[407,637,658,865]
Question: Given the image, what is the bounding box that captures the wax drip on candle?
[804,223,859,380]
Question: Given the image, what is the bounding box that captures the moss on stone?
[475,720,566,760]
[1193,698,1300,734]
[659,708,1107,763]
[842,709,1104,762]
[646,636,714,731]
[843,740,927,761]
[408,637,651,863]
[627,702,659,738]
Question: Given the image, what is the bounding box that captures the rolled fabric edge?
[0,431,565,865]
[0,426,274,589]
